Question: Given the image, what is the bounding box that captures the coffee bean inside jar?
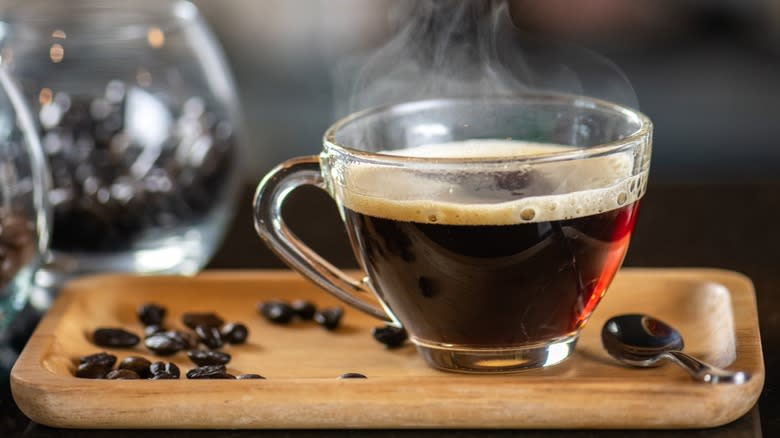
[0,214,36,292]
[36,81,238,269]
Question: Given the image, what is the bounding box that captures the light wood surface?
[10,268,765,429]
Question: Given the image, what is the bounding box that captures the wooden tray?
[10,268,764,429]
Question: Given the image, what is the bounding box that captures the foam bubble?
[337,140,644,225]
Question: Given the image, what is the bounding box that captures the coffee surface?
[337,139,643,226]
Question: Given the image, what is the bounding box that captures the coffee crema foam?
[337,140,645,225]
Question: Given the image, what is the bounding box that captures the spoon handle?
[662,351,750,384]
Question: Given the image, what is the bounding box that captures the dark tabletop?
[1,183,777,437]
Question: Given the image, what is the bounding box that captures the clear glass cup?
[0,0,243,277]
[0,69,50,331]
[254,94,652,373]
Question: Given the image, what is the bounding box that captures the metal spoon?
[601,314,749,384]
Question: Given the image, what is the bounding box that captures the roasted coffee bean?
[92,327,140,348]
[338,373,367,379]
[106,369,140,380]
[42,90,237,253]
[220,322,248,344]
[314,307,344,331]
[195,325,223,349]
[150,361,180,379]
[166,362,181,379]
[182,312,224,330]
[137,303,166,326]
[187,349,231,367]
[371,325,408,349]
[118,356,152,378]
[144,324,166,338]
[165,330,199,350]
[75,362,110,379]
[291,299,316,320]
[79,352,117,368]
[0,215,35,287]
[236,374,265,380]
[151,372,177,380]
[258,300,294,324]
[186,365,231,379]
[144,333,187,356]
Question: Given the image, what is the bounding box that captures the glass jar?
[0,68,49,330]
[0,0,244,276]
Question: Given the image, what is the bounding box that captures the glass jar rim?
[323,93,652,166]
[0,0,197,47]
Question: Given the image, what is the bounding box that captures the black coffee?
[342,202,639,347]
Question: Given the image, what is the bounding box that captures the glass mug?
[254,95,652,373]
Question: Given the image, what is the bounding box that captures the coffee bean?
[118,356,152,377]
[42,89,237,253]
[144,333,187,356]
[186,365,231,379]
[182,312,224,330]
[144,324,165,338]
[188,350,231,367]
[106,369,140,380]
[79,352,117,368]
[236,374,265,380]
[258,300,294,324]
[150,361,180,379]
[195,325,223,349]
[165,330,199,350]
[220,322,248,344]
[92,328,140,348]
[75,362,110,379]
[166,362,181,379]
[151,372,177,380]
[314,307,343,331]
[338,373,367,379]
[0,215,35,287]
[291,300,316,320]
[137,303,166,326]
[371,325,408,349]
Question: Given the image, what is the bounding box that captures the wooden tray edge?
[10,267,766,429]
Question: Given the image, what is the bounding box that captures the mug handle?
[253,155,391,322]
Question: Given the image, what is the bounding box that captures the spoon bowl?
[602,314,749,384]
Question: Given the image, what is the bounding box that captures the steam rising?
[335,0,638,116]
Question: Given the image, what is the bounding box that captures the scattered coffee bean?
[182,312,224,330]
[338,373,367,379]
[79,352,117,368]
[258,300,295,324]
[92,328,140,348]
[371,325,408,349]
[106,369,141,380]
[186,365,233,379]
[195,325,223,349]
[144,333,187,356]
[75,362,111,379]
[150,361,180,379]
[137,303,166,326]
[314,307,344,331]
[165,330,199,350]
[236,374,265,380]
[144,324,166,338]
[151,372,177,379]
[220,322,248,345]
[291,300,316,320]
[188,350,231,367]
[119,356,152,378]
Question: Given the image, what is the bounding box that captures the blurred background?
[192,0,780,183]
